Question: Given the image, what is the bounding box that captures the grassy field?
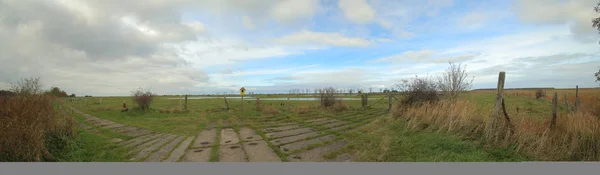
[61,88,600,162]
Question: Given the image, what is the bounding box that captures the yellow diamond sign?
[240,87,246,96]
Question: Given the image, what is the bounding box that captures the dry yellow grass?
[0,95,75,161]
[261,105,280,115]
[392,99,600,161]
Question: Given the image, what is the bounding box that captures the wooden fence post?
[184,95,188,111]
[224,97,230,110]
[488,71,505,141]
[256,98,260,111]
[388,94,392,111]
[575,85,580,113]
[551,92,558,130]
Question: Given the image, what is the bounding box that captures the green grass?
[62,91,556,162]
[342,116,530,162]
[48,129,130,162]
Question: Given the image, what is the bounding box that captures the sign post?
[240,87,246,111]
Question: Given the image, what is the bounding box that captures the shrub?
[261,105,280,115]
[331,101,349,112]
[397,75,440,106]
[318,87,340,107]
[0,78,75,161]
[535,89,545,100]
[131,88,155,111]
[291,105,312,114]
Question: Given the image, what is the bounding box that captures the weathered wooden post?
[551,92,558,130]
[575,85,580,113]
[241,95,244,112]
[388,94,392,111]
[488,71,505,141]
[184,95,188,111]
[256,97,261,111]
[224,97,230,110]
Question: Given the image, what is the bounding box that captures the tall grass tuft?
[0,78,75,161]
[392,99,600,161]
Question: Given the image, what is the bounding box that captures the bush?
[331,101,349,112]
[131,88,155,111]
[291,105,312,114]
[318,87,340,107]
[0,78,75,161]
[535,89,545,100]
[397,76,440,106]
[261,105,280,115]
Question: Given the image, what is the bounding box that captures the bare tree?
[437,62,474,98]
[10,77,43,96]
[132,87,155,111]
[349,89,354,95]
[369,87,373,94]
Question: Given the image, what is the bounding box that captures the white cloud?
[373,50,436,63]
[338,0,376,24]
[273,30,371,47]
[514,0,599,41]
[457,11,488,29]
[242,16,256,30]
[270,0,319,23]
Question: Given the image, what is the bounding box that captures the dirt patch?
[263,124,302,132]
[306,118,329,123]
[309,119,339,126]
[287,140,347,162]
[279,135,336,153]
[123,128,153,137]
[108,138,124,143]
[327,153,354,162]
[89,119,116,127]
[220,128,240,145]
[122,134,163,148]
[111,126,139,133]
[131,134,178,161]
[327,124,353,132]
[269,131,323,146]
[219,144,248,162]
[163,136,194,162]
[77,122,92,130]
[100,123,125,129]
[242,140,281,162]
[265,128,314,139]
[183,147,212,162]
[205,123,218,129]
[322,121,348,128]
[221,120,232,128]
[261,122,296,127]
[145,136,185,162]
[192,128,217,148]
[239,127,262,141]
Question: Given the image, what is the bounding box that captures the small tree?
[318,87,339,107]
[131,88,155,111]
[437,62,474,98]
[593,2,600,44]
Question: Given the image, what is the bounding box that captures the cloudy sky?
[1,0,600,96]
